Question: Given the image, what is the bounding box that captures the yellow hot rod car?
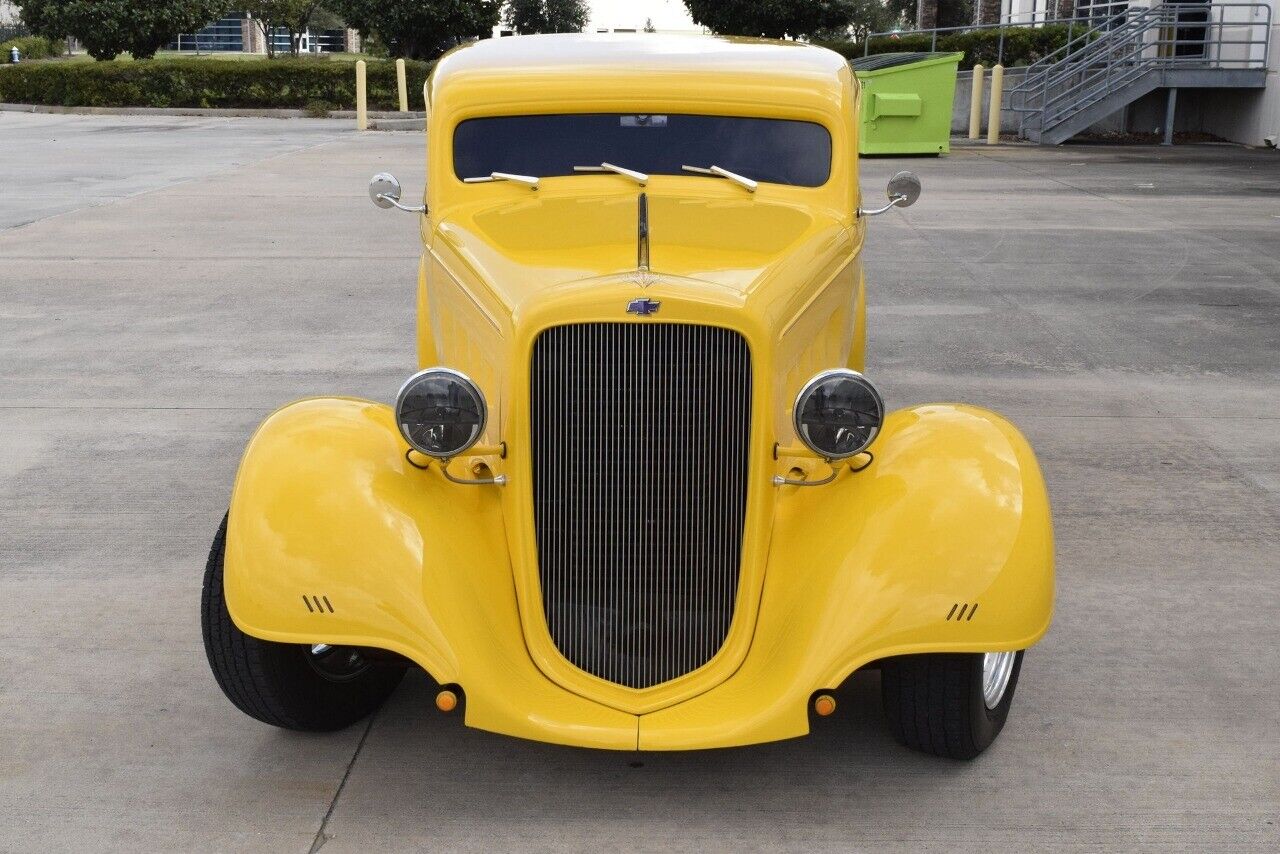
[201,34,1053,759]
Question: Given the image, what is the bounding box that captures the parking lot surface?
[1,115,1277,852]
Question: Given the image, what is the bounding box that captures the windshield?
[453,113,832,188]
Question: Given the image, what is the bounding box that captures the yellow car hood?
[432,191,852,308]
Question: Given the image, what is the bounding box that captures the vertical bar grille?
[531,323,752,689]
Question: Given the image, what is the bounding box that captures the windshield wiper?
[681,164,757,193]
[572,162,648,186]
[463,171,540,190]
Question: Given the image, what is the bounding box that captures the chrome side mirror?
[369,172,425,213]
[859,170,921,217]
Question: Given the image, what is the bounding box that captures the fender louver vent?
[302,595,334,614]
[946,602,978,621]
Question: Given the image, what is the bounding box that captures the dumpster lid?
[849,51,963,74]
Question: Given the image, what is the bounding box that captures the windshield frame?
[449,111,836,190]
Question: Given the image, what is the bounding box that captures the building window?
[169,14,246,52]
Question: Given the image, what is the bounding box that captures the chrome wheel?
[982,651,1017,709]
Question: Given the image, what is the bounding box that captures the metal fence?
[862,9,1085,65]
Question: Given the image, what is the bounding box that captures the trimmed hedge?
[2,35,66,62]
[822,24,1084,69]
[0,57,433,110]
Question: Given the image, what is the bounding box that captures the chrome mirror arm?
[858,194,907,217]
[377,193,426,214]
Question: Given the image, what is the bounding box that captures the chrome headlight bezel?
[395,367,487,459]
[792,369,885,460]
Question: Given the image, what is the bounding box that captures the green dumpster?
[850,52,963,156]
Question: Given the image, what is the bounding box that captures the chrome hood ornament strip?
[631,192,657,287]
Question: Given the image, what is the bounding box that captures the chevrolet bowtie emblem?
[627,297,661,316]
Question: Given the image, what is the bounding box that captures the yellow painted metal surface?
[223,34,1053,750]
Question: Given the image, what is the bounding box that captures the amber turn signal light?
[436,689,459,713]
[813,694,837,717]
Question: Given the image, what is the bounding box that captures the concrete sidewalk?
[1,114,1277,852]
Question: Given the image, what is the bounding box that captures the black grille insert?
[530,322,752,689]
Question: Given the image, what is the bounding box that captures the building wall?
[1189,1,1279,144]
[1113,1,1279,145]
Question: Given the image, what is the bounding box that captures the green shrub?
[1,35,66,62]
[821,24,1087,69]
[0,57,433,110]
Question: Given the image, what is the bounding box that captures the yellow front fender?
[639,403,1054,749]
[224,398,639,749]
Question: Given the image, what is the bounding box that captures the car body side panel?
[224,399,1050,751]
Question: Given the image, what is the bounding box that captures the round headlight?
[793,369,884,459]
[395,368,487,459]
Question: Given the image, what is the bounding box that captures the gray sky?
[587,0,699,32]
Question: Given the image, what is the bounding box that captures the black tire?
[201,514,405,731]
[880,651,1024,759]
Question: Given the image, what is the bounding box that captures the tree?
[245,1,324,57]
[812,0,899,41]
[913,0,972,30]
[503,0,588,34]
[18,0,230,60]
[329,0,499,59]
[937,0,975,29]
[682,0,857,39]
[882,0,915,28]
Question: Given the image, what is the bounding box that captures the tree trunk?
[979,0,1002,25]
[917,0,939,30]
[257,21,275,59]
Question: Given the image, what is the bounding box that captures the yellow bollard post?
[355,59,368,131]
[395,58,408,113]
[987,64,1004,145]
[968,64,985,140]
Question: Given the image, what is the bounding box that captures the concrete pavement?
[1,116,1277,851]
[0,112,353,230]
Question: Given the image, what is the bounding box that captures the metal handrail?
[861,10,1077,65]
[1001,3,1271,138]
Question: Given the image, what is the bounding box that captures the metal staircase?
[1007,3,1270,144]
